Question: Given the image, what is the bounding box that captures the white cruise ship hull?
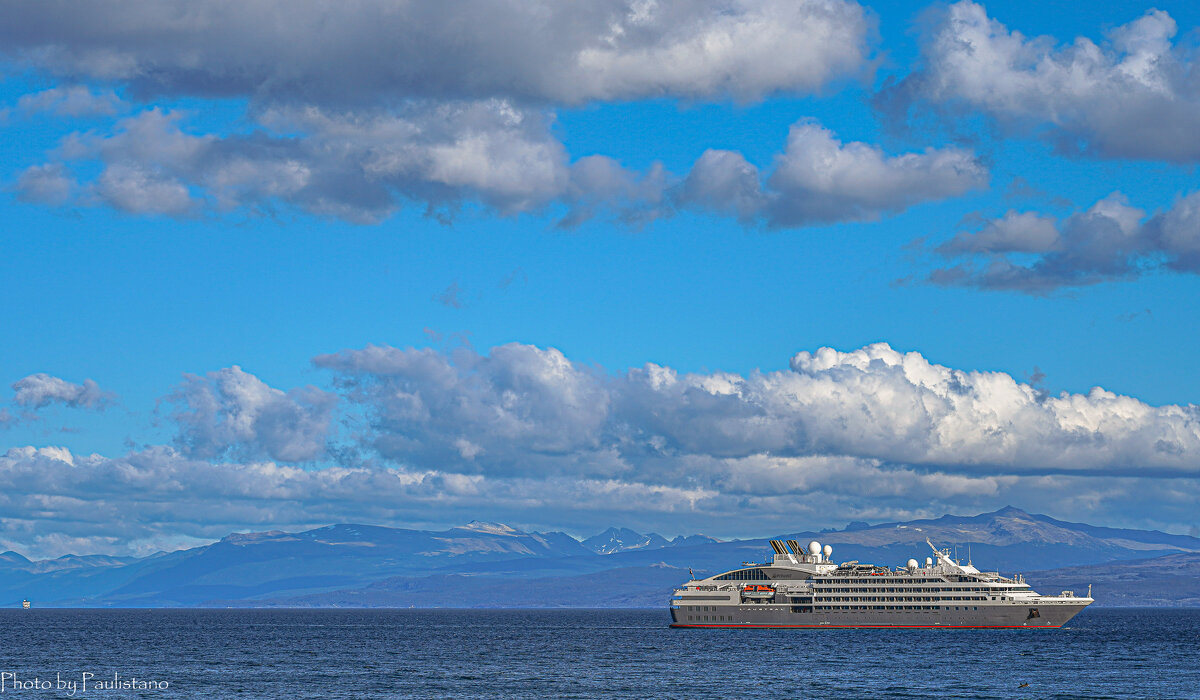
[670,600,1089,628]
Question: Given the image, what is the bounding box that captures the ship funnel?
[771,539,798,564]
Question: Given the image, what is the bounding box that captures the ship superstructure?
[670,538,1091,628]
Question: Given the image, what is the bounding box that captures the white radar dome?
[807,541,821,556]
[925,557,933,567]
[822,544,833,558]
[906,558,919,570]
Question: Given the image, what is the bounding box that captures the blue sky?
[2,0,1200,556]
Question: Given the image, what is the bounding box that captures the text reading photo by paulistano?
[1,671,168,695]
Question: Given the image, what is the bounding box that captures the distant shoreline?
[7,605,1200,611]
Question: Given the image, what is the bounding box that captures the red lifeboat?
[741,584,776,598]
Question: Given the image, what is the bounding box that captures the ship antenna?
[967,544,972,566]
[689,567,694,580]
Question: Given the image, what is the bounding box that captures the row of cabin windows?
[713,571,1006,587]
[815,585,994,591]
[687,600,988,611]
[830,578,943,584]
[816,595,993,600]
[815,595,986,602]
[687,606,985,614]
[828,578,962,584]
[821,580,1003,587]
[684,605,986,616]
[809,605,981,611]
[714,568,770,581]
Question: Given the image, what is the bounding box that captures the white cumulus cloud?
[928,190,1200,292]
[679,121,987,227]
[762,121,987,225]
[11,373,112,410]
[884,1,1200,161]
[167,366,337,463]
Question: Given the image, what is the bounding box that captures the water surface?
[0,608,1194,698]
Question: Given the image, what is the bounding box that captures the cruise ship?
[670,538,1092,628]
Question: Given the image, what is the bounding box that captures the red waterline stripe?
[669,624,1061,629]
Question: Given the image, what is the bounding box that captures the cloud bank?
[5,442,1195,559]
[5,341,1200,556]
[884,1,1200,161]
[14,107,984,227]
[3,0,991,227]
[319,341,1200,479]
[0,0,873,105]
[928,190,1200,292]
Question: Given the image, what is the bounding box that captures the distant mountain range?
[1025,553,1200,607]
[3,507,1198,608]
[581,527,720,554]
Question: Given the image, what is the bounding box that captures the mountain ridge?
[2,506,1197,608]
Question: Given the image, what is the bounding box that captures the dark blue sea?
[0,608,1195,698]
